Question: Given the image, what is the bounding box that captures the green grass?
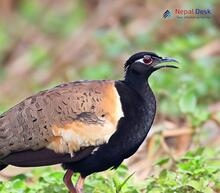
[0,148,220,193]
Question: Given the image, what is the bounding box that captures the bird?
[0,51,178,193]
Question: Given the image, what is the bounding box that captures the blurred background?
[0,0,220,192]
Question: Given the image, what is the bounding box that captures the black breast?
[112,80,156,158]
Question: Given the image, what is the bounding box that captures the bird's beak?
[153,57,179,70]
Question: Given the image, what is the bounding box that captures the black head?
[124,51,178,79]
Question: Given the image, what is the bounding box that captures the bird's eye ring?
[143,56,153,64]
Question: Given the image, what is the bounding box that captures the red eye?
[143,56,153,64]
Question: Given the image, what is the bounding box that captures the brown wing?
[0,80,123,165]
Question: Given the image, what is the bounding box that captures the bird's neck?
[113,71,156,159]
[124,70,151,98]
[124,70,156,132]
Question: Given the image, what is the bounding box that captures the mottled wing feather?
[0,80,123,165]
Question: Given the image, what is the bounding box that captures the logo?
[162,10,172,18]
